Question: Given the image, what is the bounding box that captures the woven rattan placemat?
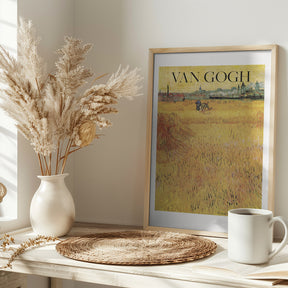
[56,230,217,265]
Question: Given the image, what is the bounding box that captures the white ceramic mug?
[228,208,288,264]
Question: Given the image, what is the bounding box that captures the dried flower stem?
[55,140,61,175]
[60,147,81,160]
[49,153,52,175]
[43,156,49,175]
[0,234,15,251]
[0,235,59,269]
[61,138,73,174]
[58,141,64,174]
[37,153,44,176]
[90,73,109,86]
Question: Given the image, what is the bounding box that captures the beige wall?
[16,0,288,233]
[73,0,146,225]
[0,0,18,228]
[12,0,288,287]
[15,0,288,235]
[73,0,288,237]
[14,0,288,244]
[0,0,75,233]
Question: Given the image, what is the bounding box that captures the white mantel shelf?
[1,223,288,288]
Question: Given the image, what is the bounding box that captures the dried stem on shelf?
[0,234,59,269]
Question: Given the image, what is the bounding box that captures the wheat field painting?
[155,64,265,216]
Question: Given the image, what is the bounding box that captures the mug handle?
[268,216,288,260]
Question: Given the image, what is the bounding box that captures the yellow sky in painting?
[158,65,265,93]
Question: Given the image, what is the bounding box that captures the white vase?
[30,173,75,237]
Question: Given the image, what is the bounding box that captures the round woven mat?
[56,230,217,265]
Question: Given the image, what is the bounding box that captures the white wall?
[10,0,75,235]
[17,0,288,235]
[0,0,18,226]
[12,0,288,232]
[73,0,146,226]
[16,1,74,288]
[6,0,288,287]
[70,3,288,286]
[73,0,288,234]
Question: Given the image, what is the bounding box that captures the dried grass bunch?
[0,19,142,175]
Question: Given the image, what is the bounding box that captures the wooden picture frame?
[144,45,278,237]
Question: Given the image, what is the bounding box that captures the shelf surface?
[1,223,288,288]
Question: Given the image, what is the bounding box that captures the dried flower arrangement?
[0,233,58,269]
[0,19,142,175]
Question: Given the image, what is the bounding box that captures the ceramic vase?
[30,173,75,237]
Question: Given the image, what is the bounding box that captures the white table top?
[1,223,288,288]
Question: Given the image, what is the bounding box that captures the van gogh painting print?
[145,46,277,235]
[156,64,264,215]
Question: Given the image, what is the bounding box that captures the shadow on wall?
[0,124,17,219]
[0,0,17,220]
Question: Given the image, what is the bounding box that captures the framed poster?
[144,45,278,237]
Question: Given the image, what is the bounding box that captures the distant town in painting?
[155,64,265,216]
